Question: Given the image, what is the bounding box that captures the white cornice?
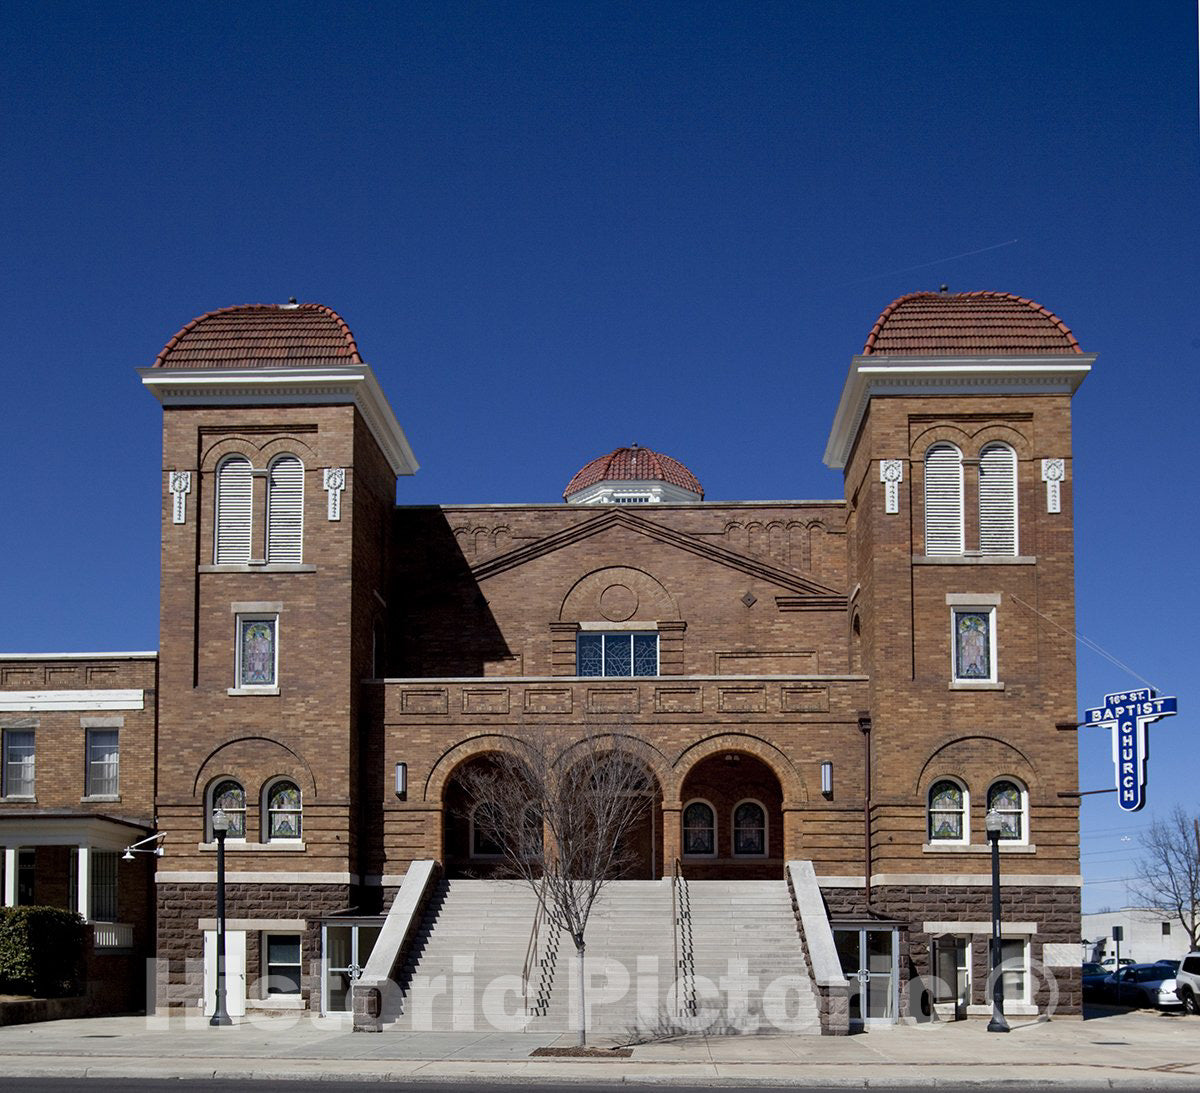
[565,478,703,505]
[0,652,156,661]
[822,354,1095,470]
[138,365,419,477]
[0,689,144,712]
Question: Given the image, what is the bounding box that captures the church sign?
[1084,688,1178,812]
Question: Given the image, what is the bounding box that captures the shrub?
[0,906,86,997]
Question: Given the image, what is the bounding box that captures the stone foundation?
[154,882,352,1012]
[821,883,1081,1017]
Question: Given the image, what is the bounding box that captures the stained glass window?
[683,801,715,856]
[928,780,965,841]
[577,633,603,675]
[268,780,302,839]
[575,633,658,677]
[954,611,991,681]
[212,779,246,838]
[988,780,1023,840]
[733,801,766,856]
[239,617,277,687]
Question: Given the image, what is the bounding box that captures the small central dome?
[564,445,704,504]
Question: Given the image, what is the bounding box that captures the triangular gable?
[469,508,845,601]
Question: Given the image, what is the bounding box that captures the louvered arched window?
[979,443,1018,556]
[266,455,304,563]
[214,456,253,564]
[924,444,964,556]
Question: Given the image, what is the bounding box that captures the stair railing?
[672,857,696,1017]
[522,881,546,1014]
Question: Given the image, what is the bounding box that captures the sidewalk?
[0,1009,1197,1086]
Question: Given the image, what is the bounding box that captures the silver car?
[1104,963,1182,1009]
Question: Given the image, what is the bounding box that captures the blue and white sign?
[1084,688,1178,812]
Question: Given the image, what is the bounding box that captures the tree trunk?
[576,936,586,1046]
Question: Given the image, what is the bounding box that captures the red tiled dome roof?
[862,291,1082,356]
[153,303,362,368]
[564,445,703,500]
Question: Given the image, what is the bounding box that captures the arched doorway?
[442,752,527,878]
[677,751,784,879]
[441,748,663,880]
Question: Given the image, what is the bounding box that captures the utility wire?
[1007,594,1160,692]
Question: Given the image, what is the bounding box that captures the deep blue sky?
[2,2,1196,913]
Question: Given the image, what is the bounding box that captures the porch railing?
[92,921,134,951]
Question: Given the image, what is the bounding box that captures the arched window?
[682,800,716,857]
[924,444,964,556]
[266,455,304,563]
[987,779,1026,842]
[928,779,967,843]
[470,802,504,858]
[214,456,253,564]
[979,443,1018,555]
[265,779,302,840]
[210,778,246,840]
[732,800,767,857]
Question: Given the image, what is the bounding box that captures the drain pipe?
[858,712,872,911]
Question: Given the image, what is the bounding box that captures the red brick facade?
[2,293,1089,1023]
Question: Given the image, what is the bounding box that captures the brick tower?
[139,302,416,1011]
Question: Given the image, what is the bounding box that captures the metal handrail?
[672,857,694,1017]
[522,882,546,1013]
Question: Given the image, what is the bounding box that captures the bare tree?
[1131,806,1200,949]
[456,729,654,1044]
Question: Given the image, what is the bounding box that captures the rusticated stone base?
[155,882,353,1012]
[820,884,1081,1018]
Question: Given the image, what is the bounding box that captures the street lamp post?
[985,807,1010,1033]
[210,808,231,1026]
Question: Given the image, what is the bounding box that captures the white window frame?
[214,454,254,565]
[681,798,717,858]
[931,935,972,1007]
[924,443,965,556]
[85,728,120,798]
[262,931,303,997]
[950,605,998,685]
[233,612,280,694]
[2,728,35,799]
[986,778,1029,845]
[731,798,768,858]
[927,778,970,844]
[263,778,303,842]
[208,777,248,842]
[996,937,1031,1005]
[265,454,305,564]
[978,442,1019,556]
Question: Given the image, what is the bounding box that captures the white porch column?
[76,844,91,921]
[3,847,16,907]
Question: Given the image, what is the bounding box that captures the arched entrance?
[442,752,523,878]
[441,748,663,880]
[677,750,784,879]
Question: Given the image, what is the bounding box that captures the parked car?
[1098,956,1135,971]
[1176,952,1200,1015]
[1102,962,1182,1009]
[1082,962,1110,1001]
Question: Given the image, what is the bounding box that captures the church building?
[1,291,1090,1031]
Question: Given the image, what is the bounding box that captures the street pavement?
[0,1007,1196,1087]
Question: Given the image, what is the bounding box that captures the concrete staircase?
[389,876,821,1036]
[391,879,540,1031]
[683,879,822,1035]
